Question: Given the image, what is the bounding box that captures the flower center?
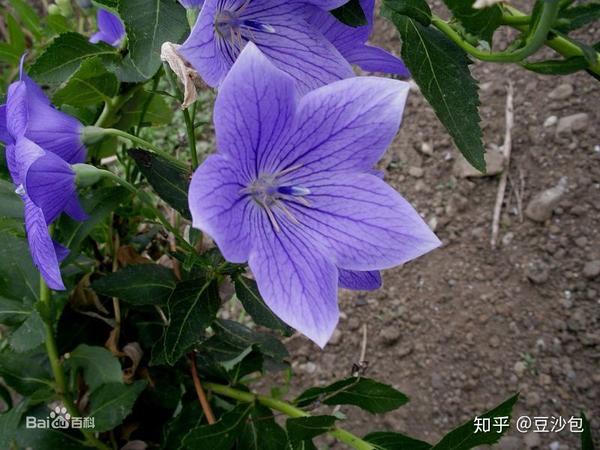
[214,3,275,48]
[241,165,310,232]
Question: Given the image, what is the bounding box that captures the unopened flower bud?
[81,126,107,145]
[73,164,105,187]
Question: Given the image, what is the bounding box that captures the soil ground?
[276,2,600,449]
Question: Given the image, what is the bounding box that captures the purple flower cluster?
[0,62,87,290]
[188,44,440,347]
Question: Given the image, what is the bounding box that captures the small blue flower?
[90,9,125,48]
[188,44,440,347]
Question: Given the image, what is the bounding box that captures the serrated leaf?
[286,416,336,443]
[331,0,368,27]
[92,264,176,306]
[116,89,174,129]
[364,431,432,450]
[581,412,595,450]
[163,278,221,365]
[0,350,52,395]
[129,149,192,219]
[234,276,292,334]
[522,56,589,75]
[239,404,287,450]
[392,15,485,172]
[0,401,27,450]
[183,403,253,449]
[118,0,188,80]
[29,32,117,84]
[88,380,147,432]
[430,394,519,450]
[66,344,123,392]
[9,311,45,353]
[53,57,119,107]
[442,0,502,43]
[383,0,432,26]
[295,377,408,414]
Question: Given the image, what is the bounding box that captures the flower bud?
[73,163,104,187]
[81,126,107,145]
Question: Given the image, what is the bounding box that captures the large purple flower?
[307,0,410,76]
[90,9,125,48]
[1,69,88,290]
[188,44,440,347]
[179,0,356,93]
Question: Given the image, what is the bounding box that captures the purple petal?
[343,45,410,77]
[248,213,339,348]
[188,154,254,263]
[214,43,297,179]
[180,0,354,93]
[277,76,409,178]
[64,195,88,221]
[286,172,441,271]
[90,9,125,47]
[338,269,381,290]
[24,195,65,290]
[25,152,76,224]
[53,241,70,263]
[11,138,45,186]
[6,81,28,139]
[22,73,51,107]
[307,0,373,49]
[0,104,10,144]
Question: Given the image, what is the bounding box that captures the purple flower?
[179,0,356,94]
[307,0,410,76]
[178,0,204,8]
[90,9,125,48]
[188,44,440,347]
[1,66,88,290]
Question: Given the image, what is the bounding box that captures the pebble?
[300,362,317,374]
[526,260,550,284]
[524,432,541,449]
[408,166,424,178]
[453,148,504,178]
[420,142,434,156]
[556,113,589,135]
[543,115,558,127]
[548,83,574,100]
[380,326,401,346]
[525,177,568,222]
[583,260,600,279]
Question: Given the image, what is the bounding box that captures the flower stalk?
[204,382,376,450]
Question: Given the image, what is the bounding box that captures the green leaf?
[286,416,336,443]
[295,377,409,414]
[162,394,205,449]
[9,0,42,40]
[129,149,192,219]
[581,412,595,450]
[0,231,40,303]
[183,404,253,449]
[47,13,72,35]
[6,13,26,54]
[58,186,131,262]
[116,89,174,129]
[0,296,30,326]
[163,278,221,365]
[383,0,432,26]
[364,432,432,450]
[88,380,147,432]
[392,15,485,172]
[0,43,20,65]
[522,56,589,75]
[9,311,45,353]
[53,57,119,107]
[0,350,52,396]
[66,344,123,392]
[118,0,188,80]
[29,32,117,84]
[234,276,292,334]
[0,401,27,450]
[239,404,287,450]
[331,0,368,27]
[441,0,502,43]
[430,394,519,450]
[0,179,23,220]
[92,264,176,306]
[557,2,600,33]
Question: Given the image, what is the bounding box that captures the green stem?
[100,128,178,163]
[135,70,162,136]
[204,383,375,450]
[39,260,111,450]
[500,14,531,26]
[183,108,199,169]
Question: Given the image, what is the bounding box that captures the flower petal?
[338,269,381,290]
[11,138,45,186]
[277,76,409,178]
[53,241,70,263]
[343,44,410,77]
[249,214,339,348]
[0,104,10,144]
[63,194,88,222]
[90,9,125,47]
[6,81,28,139]
[188,154,255,263]
[214,42,297,179]
[287,172,441,271]
[23,195,65,290]
[25,152,76,224]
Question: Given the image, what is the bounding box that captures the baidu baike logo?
[26,406,95,430]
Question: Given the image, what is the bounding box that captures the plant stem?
[204,383,375,450]
[183,108,199,169]
[100,128,177,163]
[39,265,111,450]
